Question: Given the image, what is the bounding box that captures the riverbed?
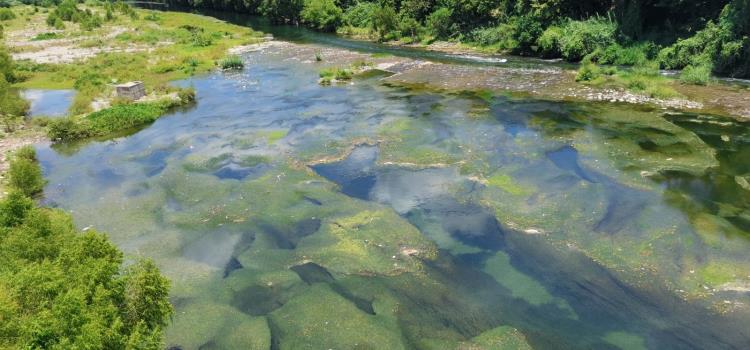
[33,15,750,350]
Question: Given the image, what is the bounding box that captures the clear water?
[35,19,750,350]
[21,89,74,117]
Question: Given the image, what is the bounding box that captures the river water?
[35,12,750,350]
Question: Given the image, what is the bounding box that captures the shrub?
[576,61,601,82]
[301,0,342,32]
[47,117,91,141]
[218,55,244,70]
[343,1,377,27]
[426,7,452,38]
[557,18,617,61]
[398,15,422,41]
[537,25,562,57]
[31,32,61,41]
[587,43,654,66]
[0,8,15,20]
[8,152,45,197]
[371,5,397,40]
[261,0,304,24]
[511,15,543,53]
[680,63,712,85]
[319,67,353,80]
[0,190,34,227]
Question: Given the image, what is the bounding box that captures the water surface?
[36,34,750,349]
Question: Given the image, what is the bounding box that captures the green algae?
[269,284,406,350]
[486,173,535,197]
[262,129,289,144]
[602,331,647,350]
[483,251,576,317]
[295,209,438,276]
[165,301,271,350]
[458,326,534,350]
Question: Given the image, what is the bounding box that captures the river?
[35,11,750,350]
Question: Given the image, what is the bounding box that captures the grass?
[31,32,62,41]
[47,93,193,142]
[318,61,372,85]
[576,61,681,99]
[218,55,244,70]
[7,6,264,113]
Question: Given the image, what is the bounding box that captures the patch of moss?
[602,331,647,350]
[486,173,535,196]
[269,284,406,349]
[296,209,438,276]
[458,326,534,350]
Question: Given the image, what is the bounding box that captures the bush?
[511,15,543,53]
[301,0,342,32]
[398,15,422,41]
[557,18,617,61]
[576,61,601,82]
[47,117,91,141]
[261,0,304,24]
[537,25,562,57]
[319,67,353,80]
[0,8,15,20]
[218,54,244,70]
[680,63,712,85]
[8,151,45,197]
[371,5,397,40]
[31,32,61,41]
[426,7,452,38]
[586,43,654,66]
[343,1,377,27]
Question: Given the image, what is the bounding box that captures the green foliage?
[319,66,352,82]
[0,151,172,348]
[659,0,750,77]
[0,7,15,20]
[680,63,712,85]
[343,1,377,27]
[31,32,62,41]
[8,147,45,197]
[261,0,304,24]
[371,5,397,40]
[537,25,563,57]
[426,7,452,38]
[218,54,244,70]
[0,45,29,128]
[557,18,617,61]
[301,0,342,32]
[45,0,102,30]
[48,98,189,142]
[576,61,601,82]
[586,43,655,66]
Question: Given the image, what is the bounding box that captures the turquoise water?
[35,21,750,349]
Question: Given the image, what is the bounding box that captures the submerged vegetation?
[0,148,172,349]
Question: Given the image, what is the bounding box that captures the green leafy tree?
[300,0,343,31]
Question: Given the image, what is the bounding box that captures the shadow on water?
[310,144,750,349]
[172,7,575,71]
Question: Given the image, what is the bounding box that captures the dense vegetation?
[0,26,29,130]
[167,0,750,78]
[0,147,172,349]
[47,89,195,141]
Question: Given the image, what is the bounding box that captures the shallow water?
[35,27,750,349]
[21,89,74,117]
